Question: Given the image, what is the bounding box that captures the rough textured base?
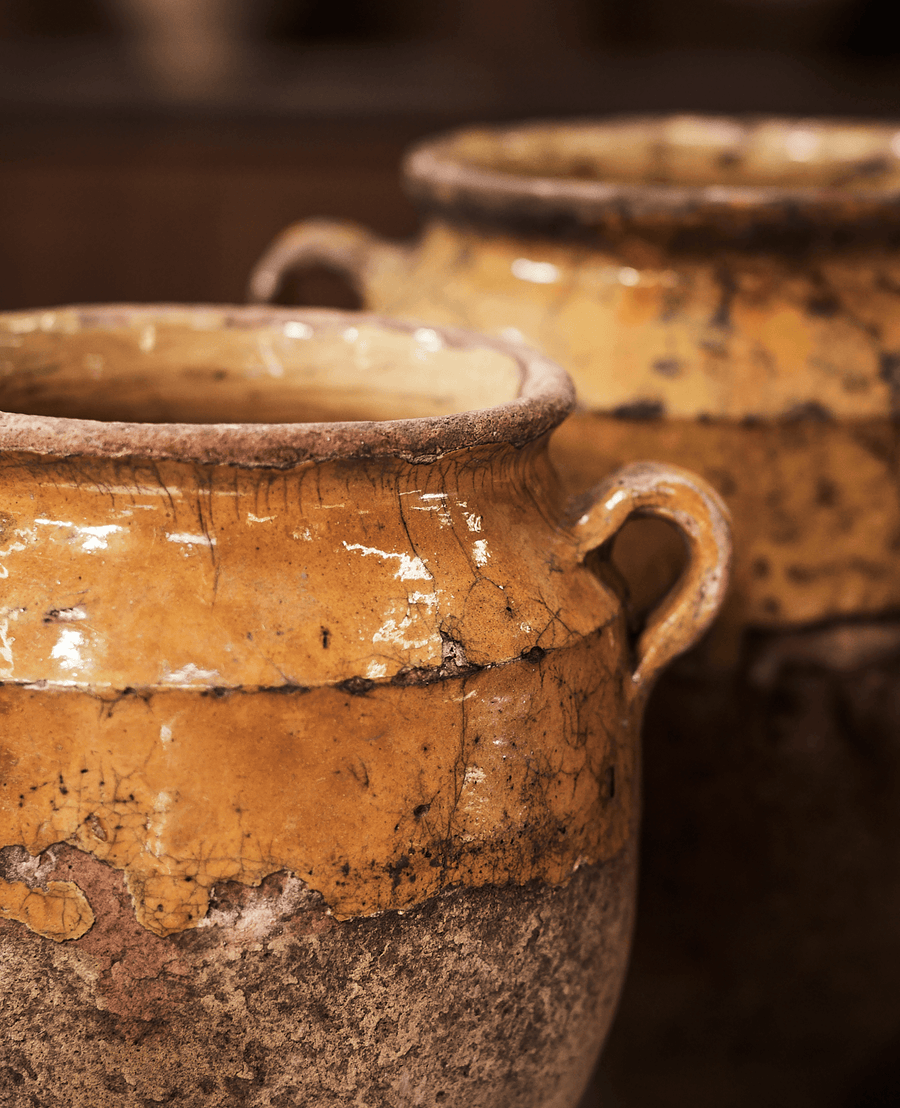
[602,620,900,1108]
[0,846,633,1108]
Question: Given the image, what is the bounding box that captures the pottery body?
[249,116,900,1105]
[0,306,729,1106]
[250,116,900,648]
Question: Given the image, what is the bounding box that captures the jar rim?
[0,305,574,468]
[404,115,900,231]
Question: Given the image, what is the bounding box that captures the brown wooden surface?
[0,116,423,313]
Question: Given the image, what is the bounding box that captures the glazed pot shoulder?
[0,444,615,690]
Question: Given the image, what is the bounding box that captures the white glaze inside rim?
[0,306,574,465]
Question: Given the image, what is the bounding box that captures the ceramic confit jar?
[0,305,730,1108]
[249,117,900,1108]
[250,115,900,650]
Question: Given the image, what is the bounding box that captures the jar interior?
[450,117,900,190]
[0,311,523,425]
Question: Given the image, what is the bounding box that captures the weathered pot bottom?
[0,844,633,1107]
[601,618,900,1108]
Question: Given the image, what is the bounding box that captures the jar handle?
[247,218,400,305]
[568,462,732,692]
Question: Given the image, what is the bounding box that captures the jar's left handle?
[247,218,403,305]
[566,462,732,693]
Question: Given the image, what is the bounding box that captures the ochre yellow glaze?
[244,120,900,1105]
[249,117,900,636]
[365,223,900,420]
[554,416,900,647]
[0,446,615,689]
[0,877,93,940]
[0,307,731,940]
[0,309,521,425]
[0,633,632,938]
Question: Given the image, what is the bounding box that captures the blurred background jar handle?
[567,462,732,694]
[247,218,404,306]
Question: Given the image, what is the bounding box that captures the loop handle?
[569,462,731,692]
[247,218,399,305]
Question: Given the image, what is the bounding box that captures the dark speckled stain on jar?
[0,843,634,1108]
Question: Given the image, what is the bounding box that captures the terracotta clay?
[249,116,900,1106]
[0,305,730,1106]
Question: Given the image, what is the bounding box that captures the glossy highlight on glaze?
[250,116,900,643]
[249,120,900,1105]
[0,305,729,947]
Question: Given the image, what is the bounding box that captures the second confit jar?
[249,117,900,1107]
[251,115,900,645]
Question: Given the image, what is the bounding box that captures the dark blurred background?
[2,5,900,1106]
[2,0,900,311]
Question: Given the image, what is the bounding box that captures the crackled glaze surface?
[247,120,900,1106]
[0,306,729,1106]
[0,635,633,938]
[249,115,900,637]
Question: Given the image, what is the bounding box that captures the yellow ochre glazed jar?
[0,305,729,1107]
[250,117,900,1108]
[251,115,900,650]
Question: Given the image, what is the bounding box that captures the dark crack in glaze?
[247,116,900,1108]
[0,305,729,1105]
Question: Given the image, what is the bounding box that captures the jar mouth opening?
[405,115,900,224]
[0,306,574,467]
